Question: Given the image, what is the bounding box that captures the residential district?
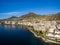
[0,20,60,43]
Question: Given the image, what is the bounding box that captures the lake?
[0,25,58,45]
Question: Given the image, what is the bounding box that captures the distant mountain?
[52,12,60,20]
[4,16,18,21]
[9,16,18,19]
[38,12,60,20]
[2,12,60,22]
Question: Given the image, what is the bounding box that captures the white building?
[33,24,41,31]
[46,33,55,38]
[33,24,46,31]
[55,34,60,39]
[11,21,16,25]
[44,22,51,29]
[46,33,60,40]
[51,21,57,25]
[57,24,60,29]
[17,22,23,25]
[55,29,60,34]
[48,25,56,33]
[4,21,11,24]
[46,26,60,41]
[27,22,33,26]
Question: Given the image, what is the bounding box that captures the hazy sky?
[0,0,60,19]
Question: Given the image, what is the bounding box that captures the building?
[51,21,57,25]
[4,21,11,24]
[46,25,60,41]
[44,21,51,29]
[46,33,55,38]
[33,25,41,31]
[48,25,56,33]
[57,24,60,29]
[11,21,16,25]
[17,21,22,25]
[55,34,60,39]
[55,29,60,34]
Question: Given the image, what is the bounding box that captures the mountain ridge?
[1,12,60,21]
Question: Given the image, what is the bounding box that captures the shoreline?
[26,26,60,44]
[28,28,58,43]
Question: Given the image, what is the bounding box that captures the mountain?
[4,16,18,21]
[52,12,60,20]
[19,12,39,18]
[19,12,40,22]
[2,12,60,22]
[38,12,60,20]
[9,16,18,19]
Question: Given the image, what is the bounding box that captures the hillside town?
[0,19,60,42]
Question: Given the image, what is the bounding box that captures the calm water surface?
[0,25,58,45]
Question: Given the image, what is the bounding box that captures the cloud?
[0,12,21,16]
[0,12,21,19]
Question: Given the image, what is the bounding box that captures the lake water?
[0,25,58,45]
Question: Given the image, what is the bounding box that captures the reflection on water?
[4,25,16,29]
[0,25,35,45]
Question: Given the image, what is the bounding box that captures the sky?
[0,0,60,19]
